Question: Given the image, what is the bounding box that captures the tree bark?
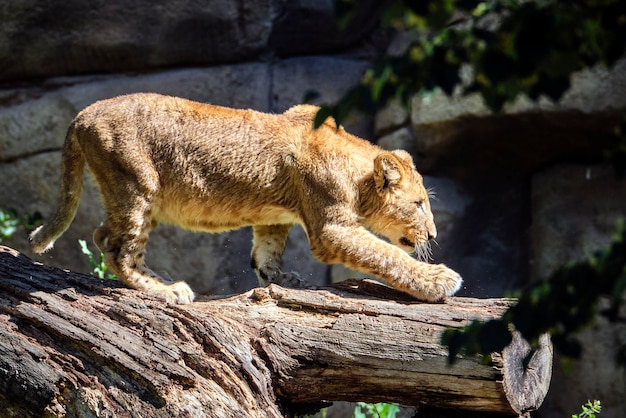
[0,246,552,417]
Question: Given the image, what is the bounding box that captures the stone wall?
[0,0,385,81]
[1,1,625,416]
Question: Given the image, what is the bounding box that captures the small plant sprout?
[78,240,117,280]
[573,400,601,418]
[354,402,400,418]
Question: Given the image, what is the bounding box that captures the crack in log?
[0,147,62,164]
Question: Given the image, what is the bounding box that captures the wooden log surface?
[0,246,552,417]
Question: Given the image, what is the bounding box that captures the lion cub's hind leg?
[96,198,195,304]
[94,220,167,282]
[251,224,304,288]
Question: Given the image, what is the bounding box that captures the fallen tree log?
[0,245,552,417]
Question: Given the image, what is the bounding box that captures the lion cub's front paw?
[426,264,463,301]
[405,264,462,302]
[160,281,195,305]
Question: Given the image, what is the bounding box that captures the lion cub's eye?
[415,200,424,210]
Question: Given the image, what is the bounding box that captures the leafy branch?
[316,0,626,126]
[573,400,602,418]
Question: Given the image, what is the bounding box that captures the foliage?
[323,0,626,364]
[0,208,41,241]
[573,400,602,418]
[354,402,400,418]
[78,239,117,281]
[0,209,115,281]
[317,0,626,126]
[442,219,626,363]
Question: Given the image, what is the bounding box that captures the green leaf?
[573,400,601,418]
[78,239,117,281]
[313,106,333,129]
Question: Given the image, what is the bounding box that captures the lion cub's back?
[78,93,296,147]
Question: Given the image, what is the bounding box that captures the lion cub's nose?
[427,225,437,241]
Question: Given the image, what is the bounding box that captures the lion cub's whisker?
[412,241,433,262]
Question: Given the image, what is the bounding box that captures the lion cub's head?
[364,150,436,259]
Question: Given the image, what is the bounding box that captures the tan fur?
[30,93,462,304]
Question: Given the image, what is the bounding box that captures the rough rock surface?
[0,0,385,82]
[530,164,626,418]
[0,0,273,81]
[0,64,271,161]
[271,56,373,139]
[531,164,626,279]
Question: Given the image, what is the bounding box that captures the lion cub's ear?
[374,153,405,193]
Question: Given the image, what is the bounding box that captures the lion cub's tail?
[30,122,85,253]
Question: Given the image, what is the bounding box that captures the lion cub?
[30,93,462,304]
